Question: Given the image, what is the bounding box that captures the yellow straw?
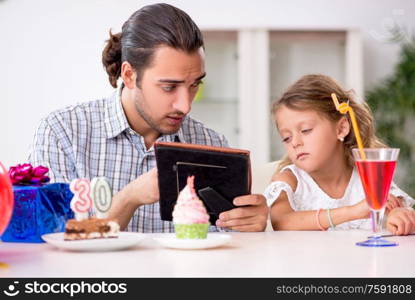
[331,93,366,160]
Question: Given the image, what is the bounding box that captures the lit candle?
[91,177,112,219]
[69,178,92,221]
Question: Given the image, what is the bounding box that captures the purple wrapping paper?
[1,183,74,243]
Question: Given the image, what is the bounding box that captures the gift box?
[1,164,74,243]
[1,183,74,243]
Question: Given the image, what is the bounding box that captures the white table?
[1,231,414,277]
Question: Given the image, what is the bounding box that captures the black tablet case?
[154,142,251,223]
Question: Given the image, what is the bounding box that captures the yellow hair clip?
[331,93,366,159]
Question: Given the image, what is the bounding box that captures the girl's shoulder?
[271,165,298,192]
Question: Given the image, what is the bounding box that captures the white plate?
[41,232,146,252]
[153,233,232,250]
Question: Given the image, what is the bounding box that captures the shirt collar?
[104,85,187,144]
[104,86,130,139]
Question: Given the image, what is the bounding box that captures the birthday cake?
[172,176,210,239]
[64,177,120,241]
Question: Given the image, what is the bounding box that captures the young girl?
[265,74,415,235]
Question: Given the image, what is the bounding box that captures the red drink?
[0,162,13,235]
[353,148,399,247]
[355,160,396,210]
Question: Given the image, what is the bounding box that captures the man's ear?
[337,116,350,140]
[121,61,137,89]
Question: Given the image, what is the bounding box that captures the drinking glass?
[352,148,399,247]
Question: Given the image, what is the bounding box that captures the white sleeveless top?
[264,164,415,230]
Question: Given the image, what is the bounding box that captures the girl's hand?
[385,195,404,215]
[351,199,371,219]
[386,207,415,235]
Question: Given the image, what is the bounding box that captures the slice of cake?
[64,218,120,241]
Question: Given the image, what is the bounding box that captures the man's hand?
[215,194,269,232]
[126,167,160,206]
[386,207,415,236]
[109,167,159,230]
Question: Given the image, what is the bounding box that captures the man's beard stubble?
[134,97,184,135]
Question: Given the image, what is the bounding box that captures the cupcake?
[172,176,210,239]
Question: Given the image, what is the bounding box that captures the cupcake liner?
[174,223,209,239]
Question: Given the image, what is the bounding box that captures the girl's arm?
[269,171,370,231]
[386,207,415,235]
[389,182,415,208]
[384,183,415,235]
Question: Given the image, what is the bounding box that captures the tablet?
[154,142,251,223]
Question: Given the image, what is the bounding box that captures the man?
[29,3,268,233]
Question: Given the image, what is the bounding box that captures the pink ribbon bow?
[8,163,50,185]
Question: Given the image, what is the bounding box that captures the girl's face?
[275,106,344,173]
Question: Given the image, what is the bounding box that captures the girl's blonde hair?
[272,74,386,172]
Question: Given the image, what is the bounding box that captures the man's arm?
[108,167,160,230]
[29,116,160,231]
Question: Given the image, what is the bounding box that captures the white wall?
[0,0,414,167]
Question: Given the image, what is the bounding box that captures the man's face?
[133,46,205,135]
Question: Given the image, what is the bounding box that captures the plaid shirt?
[28,88,229,233]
